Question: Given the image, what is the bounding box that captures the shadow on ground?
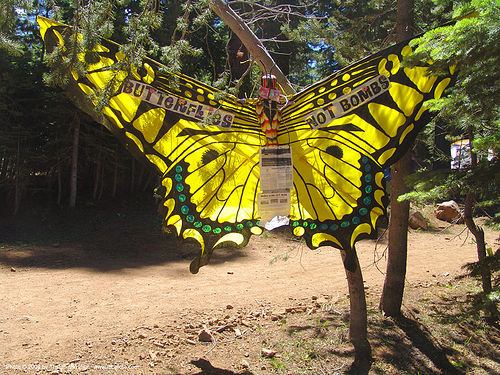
[187,359,254,375]
[0,198,248,272]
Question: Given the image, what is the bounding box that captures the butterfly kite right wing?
[277,36,454,265]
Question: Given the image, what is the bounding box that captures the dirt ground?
[1,203,499,374]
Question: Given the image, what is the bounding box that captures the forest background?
[0,0,499,373]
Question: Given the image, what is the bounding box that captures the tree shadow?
[0,199,249,272]
[425,293,500,374]
[187,359,254,375]
[393,315,465,375]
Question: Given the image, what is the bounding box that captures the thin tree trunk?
[69,113,80,208]
[112,152,118,198]
[209,0,295,96]
[343,249,372,362]
[380,0,413,317]
[130,158,135,192]
[463,132,496,320]
[98,163,105,200]
[57,161,62,206]
[14,134,22,215]
[464,192,491,294]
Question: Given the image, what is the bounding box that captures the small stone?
[138,333,147,339]
[234,328,242,337]
[261,348,277,358]
[226,304,234,310]
[198,329,213,342]
[111,340,116,345]
[311,295,318,300]
[227,271,234,274]
[186,339,196,345]
[241,360,249,368]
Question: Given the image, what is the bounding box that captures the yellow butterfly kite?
[38,16,453,273]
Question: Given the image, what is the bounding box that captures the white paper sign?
[259,146,293,192]
[258,146,293,222]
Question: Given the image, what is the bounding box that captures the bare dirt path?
[1,217,499,374]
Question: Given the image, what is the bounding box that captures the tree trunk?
[209,0,295,96]
[379,0,413,317]
[343,249,372,362]
[98,163,105,200]
[57,162,62,206]
[464,192,491,294]
[463,134,496,320]
[69,113,80,208]
[130,158,136,192]
[14,134,22,215]
[112,152,118,198]
[380,151,411,316]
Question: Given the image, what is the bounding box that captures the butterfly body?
[256,74,282,146]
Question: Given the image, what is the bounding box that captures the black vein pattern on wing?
[293,166,321,220]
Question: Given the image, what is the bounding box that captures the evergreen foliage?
[401,0,500,216]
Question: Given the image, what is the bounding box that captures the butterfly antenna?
[259,60,267,77]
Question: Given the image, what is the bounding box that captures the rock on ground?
[435,200,463,223]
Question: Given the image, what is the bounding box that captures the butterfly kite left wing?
[38,16,268,272]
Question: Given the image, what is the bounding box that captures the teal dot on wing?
[360,207,368,216]
[292,221,299,227]
[178,194,186,203]
[365,164,372,172]
[365,185,372,194]
[174,174,182,182]
[364,174,372,183]
[194,221,202,228]
[202,225,211,233]
[176,183,184,192]
[341,221,350,228]
[181,205,189,214]
[363,197,372,205]
[236,223,244,230]
[320,223,328,231]
[213,227,222,234]
[246,221,253,227]
[310,223,317,229]
[224,226,232,232]
[186,215,194,223]
[352,216,360,224]
[175,165,182,173]
[330,224,339,231]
